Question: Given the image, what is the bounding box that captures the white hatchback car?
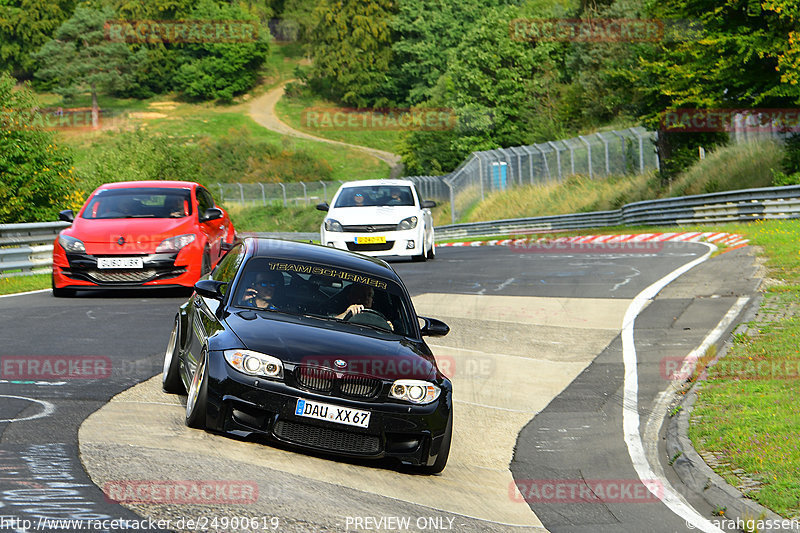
[317,179,436,261]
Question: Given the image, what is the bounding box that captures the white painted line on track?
[0,395,55,423]
[621,241,725,533]
[0,289,50,299]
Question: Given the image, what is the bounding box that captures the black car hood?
[225,311,438,381]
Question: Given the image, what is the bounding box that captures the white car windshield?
[334,186,415,208]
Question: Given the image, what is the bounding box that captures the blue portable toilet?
[491,162,508,191]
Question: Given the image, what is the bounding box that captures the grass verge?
[0,274,51,295]
[687,219,800,518]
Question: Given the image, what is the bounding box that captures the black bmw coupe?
[162,238,452,473]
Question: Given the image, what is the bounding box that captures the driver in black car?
[335,284,373,320]
[242,270,283,310]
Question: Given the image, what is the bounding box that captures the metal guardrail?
[0,222,68,276]
[3,184,800,276]
[434,185,800,240]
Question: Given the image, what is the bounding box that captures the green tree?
[389,0,513,105]
[0,0,75,78]
[171,0,270,102]
[0,73,76,223]
[33,6,135,128]
[305,0,396,107]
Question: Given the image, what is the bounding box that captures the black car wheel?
[51,275,76,298]
[418,411,452,475]
[426,240,436,260]
[185,350,208,429]
[162,316,185,393]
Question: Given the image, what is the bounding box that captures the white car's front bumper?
[321,227,424,257]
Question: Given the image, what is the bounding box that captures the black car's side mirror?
[419,316,449,337]
[316,202,329,212]
[200,207,224,223]
[421,200,436,208]
[58,209,75,223]
[194,279,227,300]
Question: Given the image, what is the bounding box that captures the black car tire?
[412,240,428,262]
[185,350,208,429]
[418,411,452,475]
[51,275,76,298]
[162,316,185,393]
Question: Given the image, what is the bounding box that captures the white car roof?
[338,179,414,189]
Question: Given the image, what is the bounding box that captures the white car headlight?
[390,379,440,404]
[224,349,283,379]
[58,235,86,253]
[324,219,343,232]
[155,234,196,253]
[397,216,418,231]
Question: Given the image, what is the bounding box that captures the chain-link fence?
[214,128,659,224]
[407,127,659,224]
[214,181,343,207]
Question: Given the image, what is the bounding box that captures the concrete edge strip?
[621,241,726,533]
[642,297,751,520]
[0,289,50,299]
[439,232,748,248]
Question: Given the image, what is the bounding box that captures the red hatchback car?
[52,181,236,296]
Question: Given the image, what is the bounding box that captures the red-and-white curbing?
[438,231,749,248]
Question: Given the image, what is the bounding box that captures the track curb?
[438,231,748,248]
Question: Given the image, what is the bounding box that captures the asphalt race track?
[0,242,760,533]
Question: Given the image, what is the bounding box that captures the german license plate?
[97,257,144,269]
[355,236,386,244]
[295,398,371,428]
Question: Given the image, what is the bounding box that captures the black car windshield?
[333,186,415,208]
[232,258,414,337]
[81,188,193,219]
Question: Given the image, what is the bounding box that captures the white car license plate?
[355,236,386,244]
[295,398,371,428]
[97,257,144,269]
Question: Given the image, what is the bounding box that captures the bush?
[0,73,77,223]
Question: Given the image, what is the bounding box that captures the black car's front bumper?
[202,352,452,467]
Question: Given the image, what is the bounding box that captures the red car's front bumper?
[52,241,204,290]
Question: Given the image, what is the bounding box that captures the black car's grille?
[273,420,381,455]
[295,366,382,399]
[341,224,397,233]
[296,366,334,393]
[346,242,394,252]
[340,374,381,398]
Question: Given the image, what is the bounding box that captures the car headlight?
[155,234,196,253]
[389,379,440,404]
[324,219,343,232]
[58,235,86,253]
[397,216,418,231]
[224,349,283,379]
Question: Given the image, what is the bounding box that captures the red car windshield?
[81,188,193,219]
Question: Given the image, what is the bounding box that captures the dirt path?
[248,81,403,178]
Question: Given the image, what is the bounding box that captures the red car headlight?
[155,234,196,253]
